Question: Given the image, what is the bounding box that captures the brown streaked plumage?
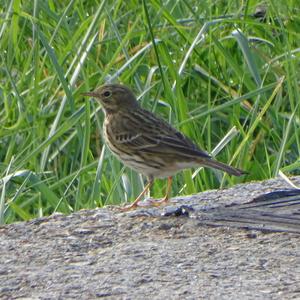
[83,84,246,210]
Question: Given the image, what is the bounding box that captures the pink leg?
[146,176,172,206]
[119,179,153,211]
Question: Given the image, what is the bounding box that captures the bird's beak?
[82,91,98,97]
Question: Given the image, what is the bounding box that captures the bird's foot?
[118,197,170,211]
[118,202,139,211]
[137,197,169,207]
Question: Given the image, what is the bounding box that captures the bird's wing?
[112,109,210,160]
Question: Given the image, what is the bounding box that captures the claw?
[118,176,173,210]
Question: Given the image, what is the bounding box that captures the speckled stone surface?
[1,177,300,299]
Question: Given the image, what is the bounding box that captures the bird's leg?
[119,178,154,211]
[162,176,173,202]
[148,176,172,206]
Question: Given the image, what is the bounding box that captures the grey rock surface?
[1,177,300,299]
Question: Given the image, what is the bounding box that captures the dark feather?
[110,108,211,160]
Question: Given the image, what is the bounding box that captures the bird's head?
[83,84,139,114]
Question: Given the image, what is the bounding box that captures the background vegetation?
[0,0,299,224]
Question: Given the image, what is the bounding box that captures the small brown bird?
[83,84,245,210]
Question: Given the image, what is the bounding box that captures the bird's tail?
[199,159,246,176]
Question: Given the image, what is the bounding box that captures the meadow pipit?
[83,84,245,210]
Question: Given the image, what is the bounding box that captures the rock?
[1,176,300,299]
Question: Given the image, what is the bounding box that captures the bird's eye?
[102,90,111,98]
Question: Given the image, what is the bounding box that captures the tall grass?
[0,1,299,224]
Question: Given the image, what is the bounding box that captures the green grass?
[0,0,300,224]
